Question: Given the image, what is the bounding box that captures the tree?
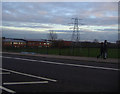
[48,30,57,41]
[93,39,99,43]
[116,40,120,48]
[116,40,120,44]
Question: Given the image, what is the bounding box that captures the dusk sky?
[2,2,118,42]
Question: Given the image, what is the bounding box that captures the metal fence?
[2,45,119,59]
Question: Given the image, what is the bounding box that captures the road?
[0,53,119,93]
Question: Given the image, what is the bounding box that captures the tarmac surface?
[0,52,119,93]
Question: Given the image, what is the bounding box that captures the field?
[3,47,119,59]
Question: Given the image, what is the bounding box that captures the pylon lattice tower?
[71,17,81,46]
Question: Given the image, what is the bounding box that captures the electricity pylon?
[70,17,84,47]
[69,17,84,56]
[71,18,80,43]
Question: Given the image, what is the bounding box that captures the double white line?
[0,67,57,93]
[0,86,16,93]
[3,81,48,85]
[0,68,57,82]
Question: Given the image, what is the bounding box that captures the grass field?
[3,47,119,58]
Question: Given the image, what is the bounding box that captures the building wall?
[3,41,26,48]
[2,38,72,48]
[26,41,51,48]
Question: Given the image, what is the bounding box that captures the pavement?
[2,51,119,63]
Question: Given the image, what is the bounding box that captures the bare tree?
[93,39,99,43]
[48,30,57,41]
[116,40,120,44]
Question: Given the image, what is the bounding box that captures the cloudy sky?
[2,2,118,42]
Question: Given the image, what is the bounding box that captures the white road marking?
[0,68,57,82]
[64,63,119,71]
[3,81,48,85]
[0,86,16,93]
[0,72,10,75]
[40,60,119,71]
[1,56,120,71]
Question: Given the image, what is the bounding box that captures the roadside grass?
[3,47,119,59]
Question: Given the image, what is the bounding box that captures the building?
[2,38,52,48]
[25,39,51,48]
[2,38,26,48]
[63,41,72,47]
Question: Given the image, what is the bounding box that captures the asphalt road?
[1,53,120,93]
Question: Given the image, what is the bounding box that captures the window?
[13,42,18,44]
[20,42,24,44]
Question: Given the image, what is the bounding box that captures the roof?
[3,39,26,42]
[24,39,47,42]
[25,39,52,42]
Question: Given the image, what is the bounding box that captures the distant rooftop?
[25,39,47,42]
[2,37,50,42]
[3,38,26,42]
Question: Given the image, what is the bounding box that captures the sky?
[2,2,118,42]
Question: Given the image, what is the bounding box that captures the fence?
[2,46,119,59]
